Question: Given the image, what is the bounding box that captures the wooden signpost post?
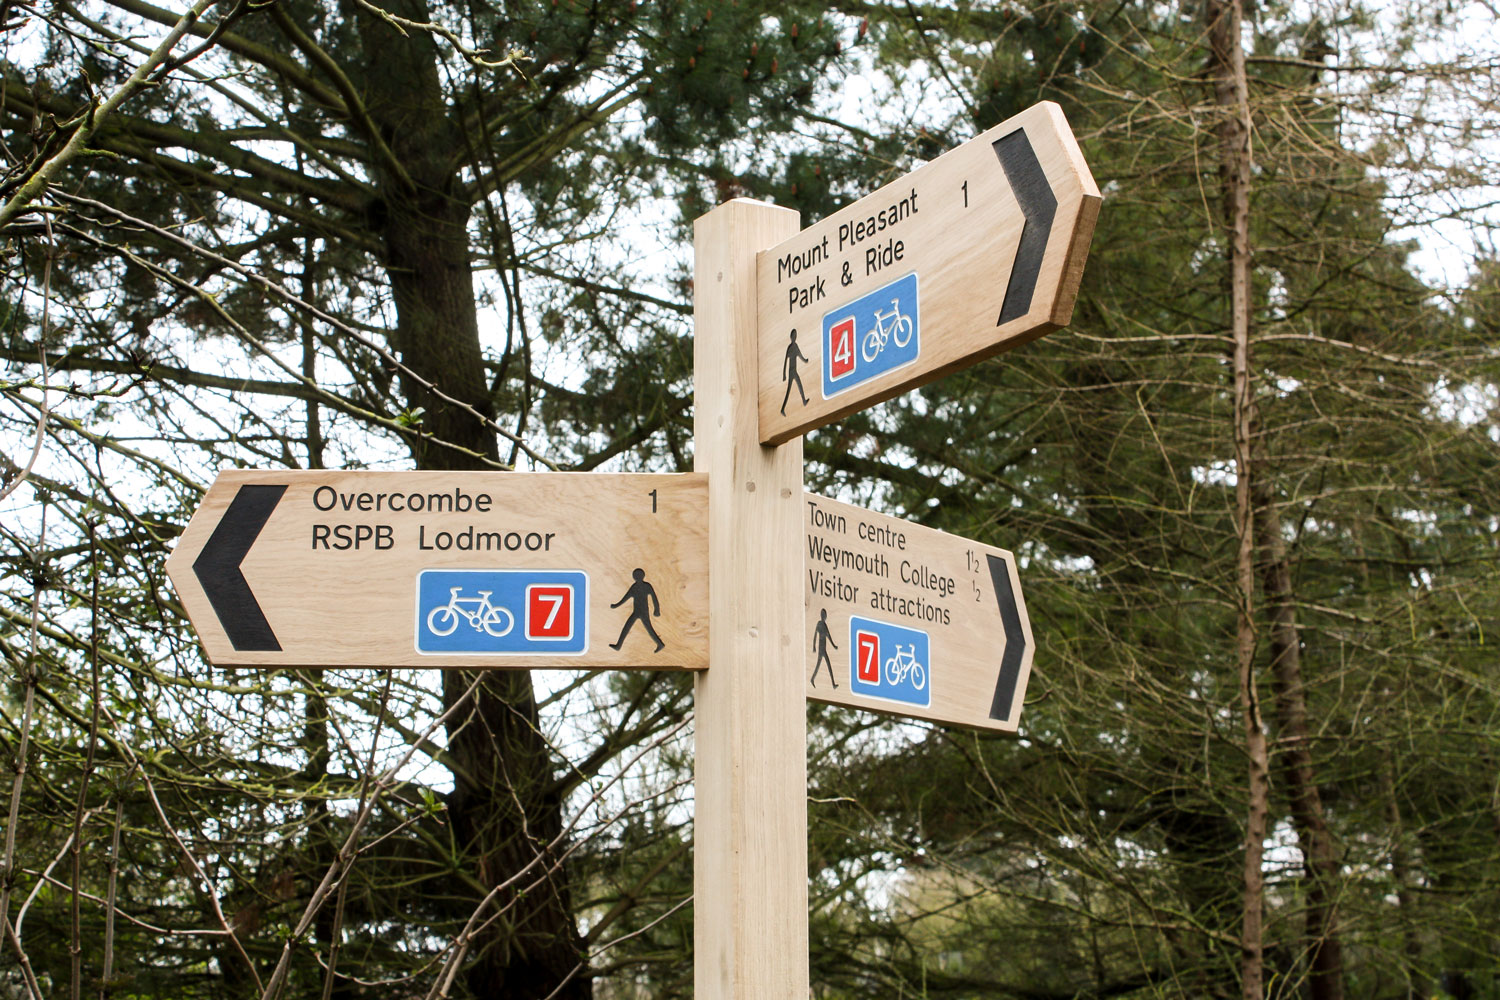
[167,100,1097,1000]
[692,200,809,1000]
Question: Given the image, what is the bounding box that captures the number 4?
[828,316,856,380]
[833,326,853,368]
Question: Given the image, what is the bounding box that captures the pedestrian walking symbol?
[610,568,665,652]
[781,329,810,415]
[811,607,838,688]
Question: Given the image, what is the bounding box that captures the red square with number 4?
[856,630,880,684]
[827,317,856,381]
[526,584,574,640]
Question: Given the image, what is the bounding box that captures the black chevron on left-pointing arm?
[192,484,286,651]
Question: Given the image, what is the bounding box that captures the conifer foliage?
[0,0,859,995]
[2,0,1499,998]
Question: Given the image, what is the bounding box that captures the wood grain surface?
[692,199,810,999]
[757,101,1101,444]
[166,470,709,669]
[802,492,1035,732]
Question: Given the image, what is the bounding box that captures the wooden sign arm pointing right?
[755,100,1101,445]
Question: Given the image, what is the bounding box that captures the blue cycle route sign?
[416,569,588,655]
[821,272,920,399]
[848,615,931,708]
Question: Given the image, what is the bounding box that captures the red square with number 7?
[827,316,856,381]
[526,584,574,640]
[856,630,880,684]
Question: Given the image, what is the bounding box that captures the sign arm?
[755,100,1100,445]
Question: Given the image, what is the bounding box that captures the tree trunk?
[380,128,592,1000]
[330,0,591,994]
[1206,1,1268,997]
[1253,482,1345,1000]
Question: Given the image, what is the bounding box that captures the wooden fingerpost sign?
[167,471,709,669]
[692,101,1094,996]
[759,101,1101,444]
[166,98,1096,1000]
[803,492,1034,732]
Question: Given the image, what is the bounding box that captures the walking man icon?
[610,568,665,652]
[811,608,838,688]
[781,329,810,415]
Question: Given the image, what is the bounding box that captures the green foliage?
[792,2,1500,998]
[1,0,1498,997]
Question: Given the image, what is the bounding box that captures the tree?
[793,1,1500,997]
[5,0,1499,997]
[0,0,862,994]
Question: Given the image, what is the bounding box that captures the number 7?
[538,593,565,630]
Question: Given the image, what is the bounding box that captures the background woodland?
[2,0,1499,997]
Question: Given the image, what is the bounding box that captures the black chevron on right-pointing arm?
[993,127,1059,327]
[986,553,1028,722]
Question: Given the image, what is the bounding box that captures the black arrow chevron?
[192,484,286,651]
[993,127,1058,327]
[986,553,1028,722]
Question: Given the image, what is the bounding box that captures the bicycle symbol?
[884,642,927,690]
[426,587,515,638]
[861,298,914,363]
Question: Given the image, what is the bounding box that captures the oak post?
[693,198,807,999]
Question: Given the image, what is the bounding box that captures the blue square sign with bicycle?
[416,569,588,654]
[822,272,920,399]
[848,615,930,708]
